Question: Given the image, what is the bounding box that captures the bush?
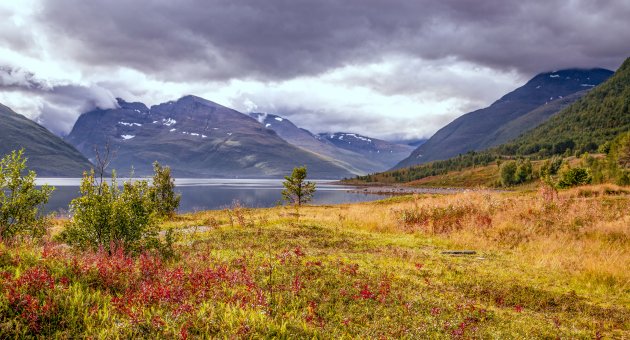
[557,167,592,188]
[500,159,533,187]
[514,159,533,184]
[500,161,518,187]
[540,157,563,177]
[0,150,53,241]
[149,162,181,218]
[60,170,160,254]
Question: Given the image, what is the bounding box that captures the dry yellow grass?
[171,184,630,307]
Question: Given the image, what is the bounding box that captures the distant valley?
[1,66,623,180]
[250,113,414,174]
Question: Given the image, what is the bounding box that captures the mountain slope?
[0,103,93,176]
[250,113,413,174]
[349,58,630,186]
[395,68,613,168]
[319,132,414,169]
[501,57,630,155]
[65,96,354,178]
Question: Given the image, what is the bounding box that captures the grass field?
[0,184,628,338]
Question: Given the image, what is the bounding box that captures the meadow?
[0,184,628,338]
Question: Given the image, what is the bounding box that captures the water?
[35,178,387,214]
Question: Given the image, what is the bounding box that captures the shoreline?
[341,184,498,195]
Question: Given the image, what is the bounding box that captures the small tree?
[540,156,563,178]
[150,161,181,218]
[617,132,630,169]
[0,149,54,241]
[557,166,592,188]
[514,159,533,184]
[282,166,316,206]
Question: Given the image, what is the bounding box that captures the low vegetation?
[0,153,628,337]
[0,149,53,241]
[59,163,180,256]
[349,131,630,189]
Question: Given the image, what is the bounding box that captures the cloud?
[0,66,119,135]
[35,0,630,82]
[0,0,628,139]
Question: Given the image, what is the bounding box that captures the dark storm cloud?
[37,0,630,83]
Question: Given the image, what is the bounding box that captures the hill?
[350,59,630,186]
[499,57,630,156]
[65,96,354,178]
[0,103,93,176]
[395,68,613,168]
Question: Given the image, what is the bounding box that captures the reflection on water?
[36,178,386,214]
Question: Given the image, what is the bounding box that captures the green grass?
[0,187,628,338]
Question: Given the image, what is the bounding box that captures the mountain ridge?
[394,68,613,169]
[250,112,413,174]
[65,95,355,178]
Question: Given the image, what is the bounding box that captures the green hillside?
[0,103,93,177]
[349,57,630,185]
[499,57,630,156]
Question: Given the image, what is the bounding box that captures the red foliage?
[340,263,359,276]
[3,266,60,332]
[292,275,303,295]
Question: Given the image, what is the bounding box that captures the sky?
[0,0,628,140]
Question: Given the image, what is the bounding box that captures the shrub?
[557,167,592,188]
[500,161,517,187]
[540,156,563,177]
[500,159,533,187]
[60,170,160,254]
[149,162,181,218]
[0,149,53,241]
[514,159,533,184]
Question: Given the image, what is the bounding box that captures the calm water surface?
[35,178,387,214]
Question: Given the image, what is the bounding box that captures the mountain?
[65,96,354,178]
[395,68,614,168]
[319,132,414,168]
[250,113,414,174]
[501,57,630,155]
[353,58,630,185]
[401,139,428,148]
[0,103,93,176]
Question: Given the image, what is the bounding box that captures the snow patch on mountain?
[118,121,142,127]
[162,118,177,126]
